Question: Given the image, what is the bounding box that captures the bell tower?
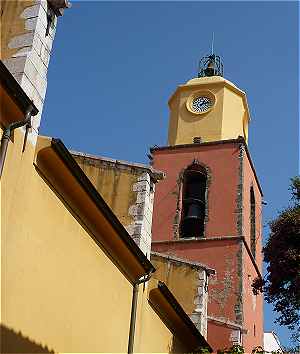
[168,54,250,146]
[151,54,263,351]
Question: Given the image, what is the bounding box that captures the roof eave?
[149,281,212,352]
[151,251,216,275]
[71,150,165,183]
[35,136,155,283]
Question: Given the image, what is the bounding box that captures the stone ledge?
[152,236,243,244]
[70,150,165,182]
[207,315,247,333]
[151,251,215,275]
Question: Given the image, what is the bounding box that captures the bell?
[204,60,215,77]
[185,202,203,220]
[181,200,205,237]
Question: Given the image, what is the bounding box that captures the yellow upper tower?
[168,55,250,146]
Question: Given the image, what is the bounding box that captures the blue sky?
[41,1,299,347]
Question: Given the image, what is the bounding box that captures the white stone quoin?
[127,173,155,259]
[3,0,69,144]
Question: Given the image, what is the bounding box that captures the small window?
[250,187,256,258]
[193,136,202,144]
[180,162,207,238]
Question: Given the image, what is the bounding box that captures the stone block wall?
[1,0,67,143]
[127,173,155,258]
[190,269,209,338]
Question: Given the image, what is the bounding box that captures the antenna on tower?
[211,32,214,55]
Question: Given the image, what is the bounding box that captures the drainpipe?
[128,272,153,354]
[0,105,33,179]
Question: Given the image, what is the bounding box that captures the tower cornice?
[150,138,263,197]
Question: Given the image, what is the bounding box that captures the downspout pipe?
[0,105,33,179]
[128,272,153,354]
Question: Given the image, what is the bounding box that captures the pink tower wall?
[151,143,240,240]
[151,140,263,352]
[241,148,264,350]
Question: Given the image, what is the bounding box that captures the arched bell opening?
[180,162,207,238]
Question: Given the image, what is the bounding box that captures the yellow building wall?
[167,77,250,145]
[74,156,143,228]
[221,87,246,141]
[1,131,178,353]
[168,83,224,145]
[2,131,133,353]
[151,258,198,315]
[134,285,173,353]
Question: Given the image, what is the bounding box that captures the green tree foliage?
[192,345,299,354]
[253,177,300,331]
[217,345,244,354]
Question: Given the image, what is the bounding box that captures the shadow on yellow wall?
[1,324,54,353]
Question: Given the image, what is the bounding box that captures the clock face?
[186,90,216,115]
[191,96,213,113]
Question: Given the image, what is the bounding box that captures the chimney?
[1,0,70,144]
